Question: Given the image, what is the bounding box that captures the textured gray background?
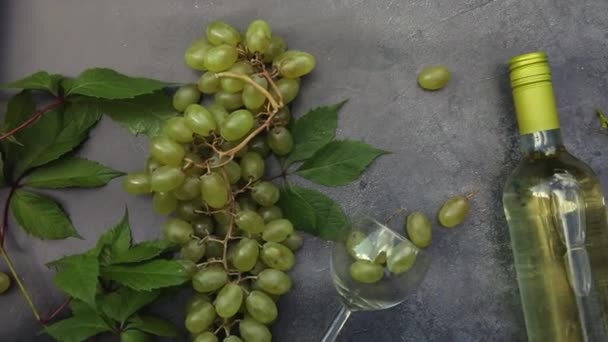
[1,0,608,341]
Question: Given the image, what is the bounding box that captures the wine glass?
[321,216,431,342]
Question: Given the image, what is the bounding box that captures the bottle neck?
[520,128,564,155]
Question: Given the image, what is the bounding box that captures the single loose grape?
[346,230,366,259]
[120,330,149,342]
[438,195,470,228]
[162,218,193,245]
[223,161,242,185]
[251,182,280,207]
[150,136,185,166]
[174,176,202,201]
[417,65,451,90]
[273,50,316,79]
[0,272,11,294]
[242,75,268,110]
[239,318,272,342]
[194,332,218,342]
[267,127,293,156]
[187,293,211,312]
[181,240,206,263]
[150,166,185,192]
[263,36,287,63]
[197,71,220,94]
[245,290,277,324]
[282,232,303,251]
[387,241,418,274]
[221,62,254,93]
[214,283,244,319]
[245,20,272,53]
[185,301,216,334]
[192,216,215,237]
[214,91,244,110]
[204,45,238,72]
[256,269,291,295]
[270,78,300,104]
[206,21,241,46]
[205,240,224,259]
[236,210,265,234]
[208,103,229,125]
[200,172,230,209]
[240,152,265,181]
[223,337,242,342]
[153,191,177,215]
[185,38,214,71]
[350,260,384,284]
[192,267,228,293]
[258,206,282,223]
[123,173,151,195]
[260,242,295,271]
[262,219,294,243]
[232,238,260,272]
[221,109,255,142]
[248,135,270,157]
[173,85,201,112]
[272,107,291,126]
[237,193,258,212]
[406,211,432,247]
[185,104,217,137]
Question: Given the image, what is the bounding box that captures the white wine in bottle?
[503,52,608,342]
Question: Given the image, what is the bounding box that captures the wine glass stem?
[321,305,352,342]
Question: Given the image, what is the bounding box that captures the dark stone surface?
[1,0,607,341]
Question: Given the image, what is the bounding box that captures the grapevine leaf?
[101,287,159,323]
[44,312,111,342]
[277,186,317,234]
[101,259,190,291]
[70,300,96,316]
[284,101,345,166]
[597,109,608,129]
[10,189,79,239]
[62,68,167,99]
[96,211,133,265]
[53,253,100,308]
[296,140,388,187]
[111,239,175,264]
[100,91,177,136]
[0,71,62,96]
[23,157,123,188]
[127,315,180,337]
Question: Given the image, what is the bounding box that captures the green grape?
[417,65,451,91]
[272,106,291,126]
[215,91,244,110]
[346,230,366,259]
[179,259,197,277]
[150,166,185,192]
[221,62,254,93]
[150,136,186,166]
[236,210,265,234]
[215,222,230,239]
[174,176,202,201]
[0,272,10,294]
[232,238,260,272]
[273,50,316,79]
[194,332,218,342]
[260,242,295,271]
[349,260,384,284]
[251,182,279,206]
[221,109,254,142]
[181,240,206,263]
[187,293,211,312]
[185,301,216,334]
[240,152,265,181]
[185,104,217,137]
[123,173,151,195]
[197,71,220,94]
[153,191,177,215]
[200,172,230,209]
[192,267,228,293]
[120,329,149,342]
[162,218,193,244]
[249,261,267,276]
[214,283,244,318]
[267,127,293,156]
[270,78,299,104]
[438,195,470,228]
[173,85,202,112]
[282,232,303,251]
[164,117,194,143]
[245,20,272,53]
[213,210,232,225]
[239,318,272,342]
[258,206,282,223]
[185,38,214,71]
[206,21,241,46]
[245,290,277,324]
[224,336,242,342]
[209,103,229,126]
[146,157,162,174]
[263,36,287,63]
[248,135,270,157]
[237,193,258,212]
[262,219,293,243]
[387,241,418,274]
[242,75,268,111]
[205,240,224,258]
[223,161,242,184]
[192,216,215,237]
[406,211,432,247]
[204,45,238,72]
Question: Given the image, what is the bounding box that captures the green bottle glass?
[503,52,608,341]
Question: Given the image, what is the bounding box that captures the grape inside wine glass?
[321,216,431,342]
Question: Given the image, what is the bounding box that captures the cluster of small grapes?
[123,19,316,342]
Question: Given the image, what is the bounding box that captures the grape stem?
[0,246,42,322]
[0,97,66,141]
[215,72,281,111]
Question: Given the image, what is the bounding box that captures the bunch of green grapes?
[123,19,314,342]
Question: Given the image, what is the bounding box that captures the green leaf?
[127,315,179,337]
[54,253,100,308]
[296,140,388,187]
[45,312,111,342]
[63,68,167,99]
[101,287,159,323]
[101,259,190,291]
[100,91,177,136]
[23,157,123,188]
[597,109,608,129]
[70,300,96,316]
[3,90,36,132]
[111,239,175,264]
[97,211,133,265]
[279,185,349,240]
[1,71,62,96]
[10,189,79,239]
[285,101,345,166]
